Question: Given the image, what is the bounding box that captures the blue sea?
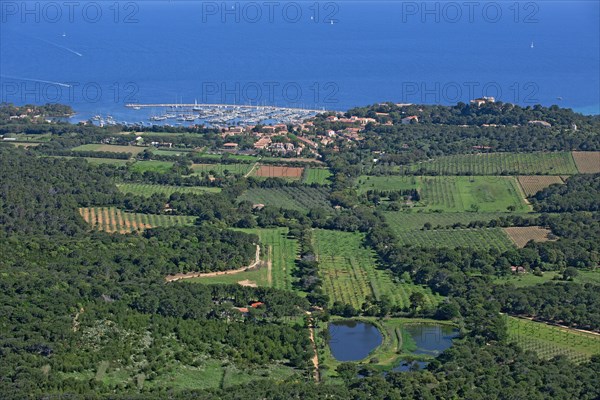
[1,0,599,122]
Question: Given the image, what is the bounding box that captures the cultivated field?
[314,230,441,309]
[117,183,220,196]
[79,207,196,233]
[72,144,146,156]
[394,228,515,252]
[130,160,174,173]
[503,226,556,248]
[303,168,332,185]
[506,316,600,364]
[191,163,254,176]
[191,228,298,291]
[421,176,529,212]
[254,165,304,180]
[572,151,600,173]
[360,176,529,213]
[517,176,564,196]
[394,152,579,175]
[357,175,418,194]
[238,187,331,211]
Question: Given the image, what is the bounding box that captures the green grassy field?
[383,211,528,231]
[313,230,441,309]
[359,176,529,213]
[79,207,196,233]
[303,168,332,185]
[130,160,175,173]
[394,152,579,175]
[506,316,600,364]
[191,163,254,176]
[394,228,514,251]
[357,175,419,194]
[238,187,331,211]
[62,353,297,391]
[117,183,220,196]
[190,228,298,291]
[71,144,146,155]
[495,270,600,287]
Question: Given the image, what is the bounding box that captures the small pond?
[328,320,383,362]
[392,324,459,372]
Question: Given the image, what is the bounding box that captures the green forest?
[1,102,599,399]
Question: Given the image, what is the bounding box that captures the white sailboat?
[530,41,534,49]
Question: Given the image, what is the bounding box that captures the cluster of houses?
[221,124,306,156]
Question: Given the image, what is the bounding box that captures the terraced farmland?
[517,175,565,196]
[191,163,254,176]
[303,168,332,184]
[79,207,196,233]
[394,228,514,251]
[314,230,441,309]
[506,316,600,364]
[238,187,331,211]
[191,228,298,291]
[395,152,579,175]
[117,183,221,196]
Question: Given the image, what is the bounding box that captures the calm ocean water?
[1,1,598,121]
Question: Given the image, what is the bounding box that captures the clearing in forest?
[190,228,298,292]
[503,226,556,248]
[79,207,196,233]
[572,151,600,173]
[313,229,441,310]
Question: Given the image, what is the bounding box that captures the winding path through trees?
[165,245,260,282]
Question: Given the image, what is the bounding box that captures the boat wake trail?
[0,75,72,88]
[40,39,83,57]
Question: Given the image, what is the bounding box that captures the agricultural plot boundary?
[117,183,220,197]
[392,152,579,176]
[79,207,196,233]
[506,316,600,364]
[313,230,441,310]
